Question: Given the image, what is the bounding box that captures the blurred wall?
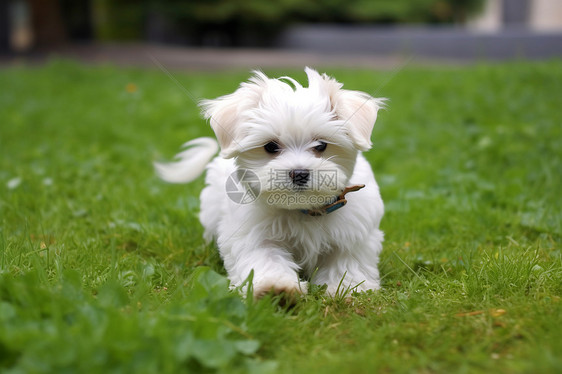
[529,0,562,31]
[470,0,562,32]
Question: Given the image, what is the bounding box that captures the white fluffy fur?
[154,137,219,183]
[156,68,385,298]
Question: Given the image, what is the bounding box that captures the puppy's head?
[200,68,384,210]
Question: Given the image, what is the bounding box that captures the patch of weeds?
[0,268,276,374]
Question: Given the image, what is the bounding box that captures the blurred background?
[1,0,561,65]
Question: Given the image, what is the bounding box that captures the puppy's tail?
[154,137,219,183]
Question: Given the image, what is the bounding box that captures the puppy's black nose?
[289,169,310,187]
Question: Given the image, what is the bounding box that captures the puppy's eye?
[264,141,281,154]
[313,141,327,153]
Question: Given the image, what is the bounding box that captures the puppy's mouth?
[289,183,334,196]
[292,185,310,192]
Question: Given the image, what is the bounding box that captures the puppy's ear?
[306,68,384,151]
[332,89,384,151]
[199,72,266,158]
[199,95,241,158]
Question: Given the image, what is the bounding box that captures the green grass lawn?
[1,59,561,373]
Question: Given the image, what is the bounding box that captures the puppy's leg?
[222,240,307,299]
[313,229,383,296]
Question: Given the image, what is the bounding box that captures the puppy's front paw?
[254,277,307,303]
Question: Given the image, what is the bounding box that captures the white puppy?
[156,68,385,298]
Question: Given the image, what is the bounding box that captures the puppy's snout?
[289,169,310,187]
